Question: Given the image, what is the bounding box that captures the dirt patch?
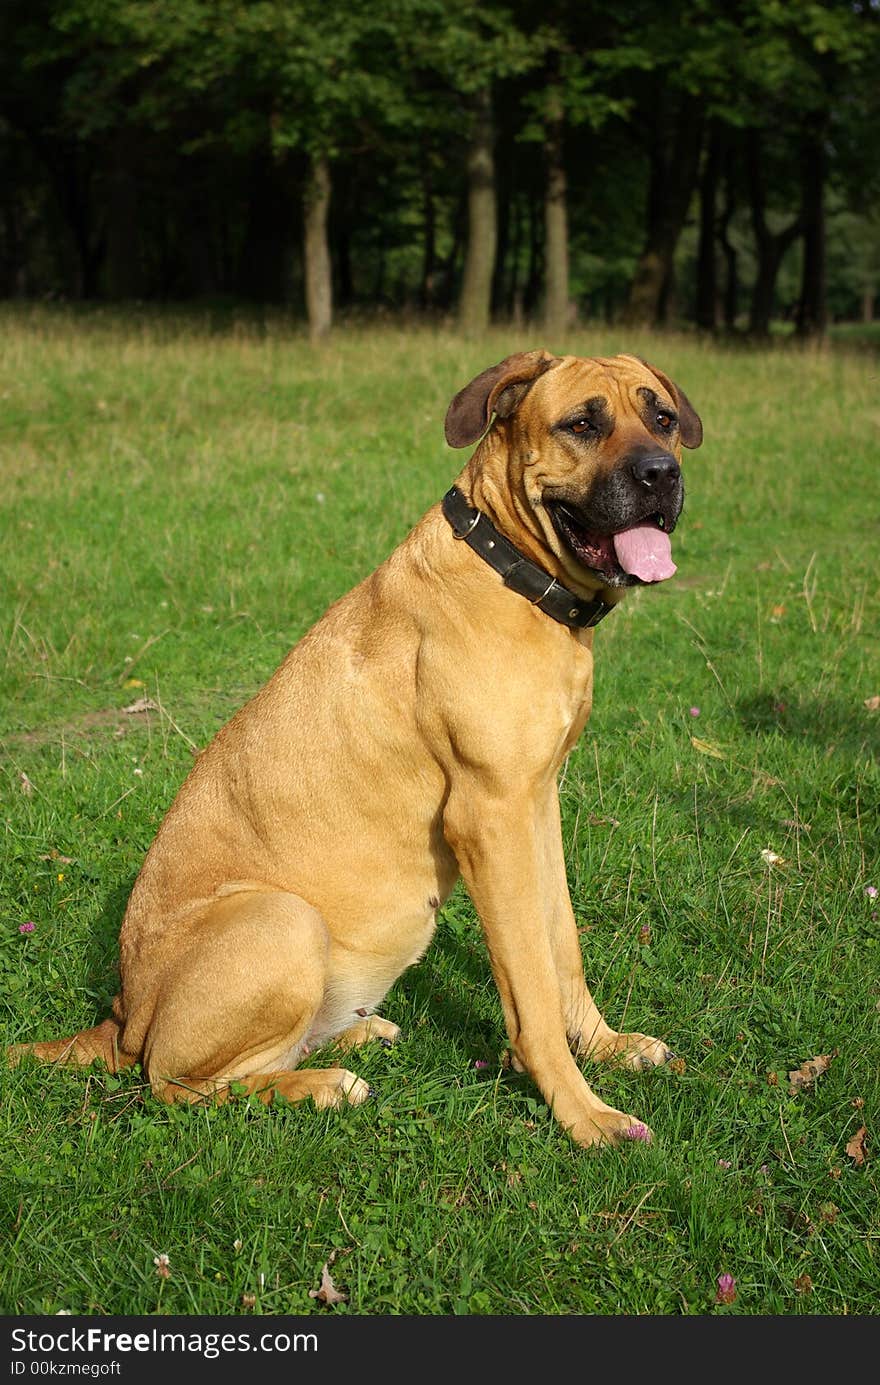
[6,705,159,749]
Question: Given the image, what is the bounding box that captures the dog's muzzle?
[546,448,684,588]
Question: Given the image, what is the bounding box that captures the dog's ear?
[626,357,703,449]
[445,350,557,448]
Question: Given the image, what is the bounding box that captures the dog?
[10,349,702,1148]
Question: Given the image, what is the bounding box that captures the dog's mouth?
[547,502,677,586]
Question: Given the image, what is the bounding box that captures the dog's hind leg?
[7,1018,138,1073]
[156,1067,371,1108]
[141,889,370,1110]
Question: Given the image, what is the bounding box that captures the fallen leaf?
[794,1274,813,1295]
[39,850,74,864]
[788,1052,834,1093]
[669,1057,687,1076]
[770,604,786,619]
[690,736,725,759]
[240,1293,256,1309]
[845,1125,868,1167]
[123,677,145,690]
[309,1261,347,1306]
[864,695,880,711]
[19,771,34,796]
[122,697,159,715]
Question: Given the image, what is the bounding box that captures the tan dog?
[11,350,702,1148]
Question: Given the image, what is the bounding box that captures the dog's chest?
[549,644,594,759]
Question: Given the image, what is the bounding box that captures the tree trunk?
[794,121,828,341]
[303,152,332,340]
[181,167,218,298]
[105,132,141,300]
[458,88,496,335]
[746,130,801,337]
[543,84,569,339]
[718,146,739,331]
[862,287,875,324]
[505,186,524,321]
[749,246,783,337]
[66,182,103,298]
[622,94,704,327]
[439,192,466,310]
[373,242,386,303]
[524,188,542,319]
[420,161,437,310]
[40,144,104,298]
[336,221,354,308]
[695,124,721,332]
[491,150,511,318]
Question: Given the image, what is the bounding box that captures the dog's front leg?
[444,784,651,1148]
[539,790,674,1071]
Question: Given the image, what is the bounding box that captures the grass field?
[1,306,877,1316]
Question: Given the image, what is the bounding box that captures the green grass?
[1,306,877,1316]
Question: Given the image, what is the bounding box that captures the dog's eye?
[656,411,675,431]
[569,418,594,435]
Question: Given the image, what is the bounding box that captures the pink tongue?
[613,524,676,582]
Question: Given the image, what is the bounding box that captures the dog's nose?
[630,453,681,493]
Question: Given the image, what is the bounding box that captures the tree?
[727,0,879,339]
[695,122,722,332]
[622,85,704,327]
[745,129,802,337]
[458,86,498,335]
[401,2,533,335]
[515,8,636,339]
[541,78,569,338]
[1,0,878,335]
[213,2,415,338]
[615,0,731,328]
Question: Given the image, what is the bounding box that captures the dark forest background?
[2,0,878,339]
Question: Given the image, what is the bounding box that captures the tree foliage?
[1,0,878,330]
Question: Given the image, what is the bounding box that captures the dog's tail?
[7,1018,137,1074]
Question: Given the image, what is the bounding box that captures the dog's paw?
[371,1017,401,1046]
[335,1015,401,1051]
[587,1031,674,1071]
[569,1106,655,1149]
[312,1069,372,1109]
[623,1033,675,1071]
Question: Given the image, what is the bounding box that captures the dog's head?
[445,351,702,590]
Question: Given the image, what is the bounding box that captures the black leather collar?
[441,486,614,630]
